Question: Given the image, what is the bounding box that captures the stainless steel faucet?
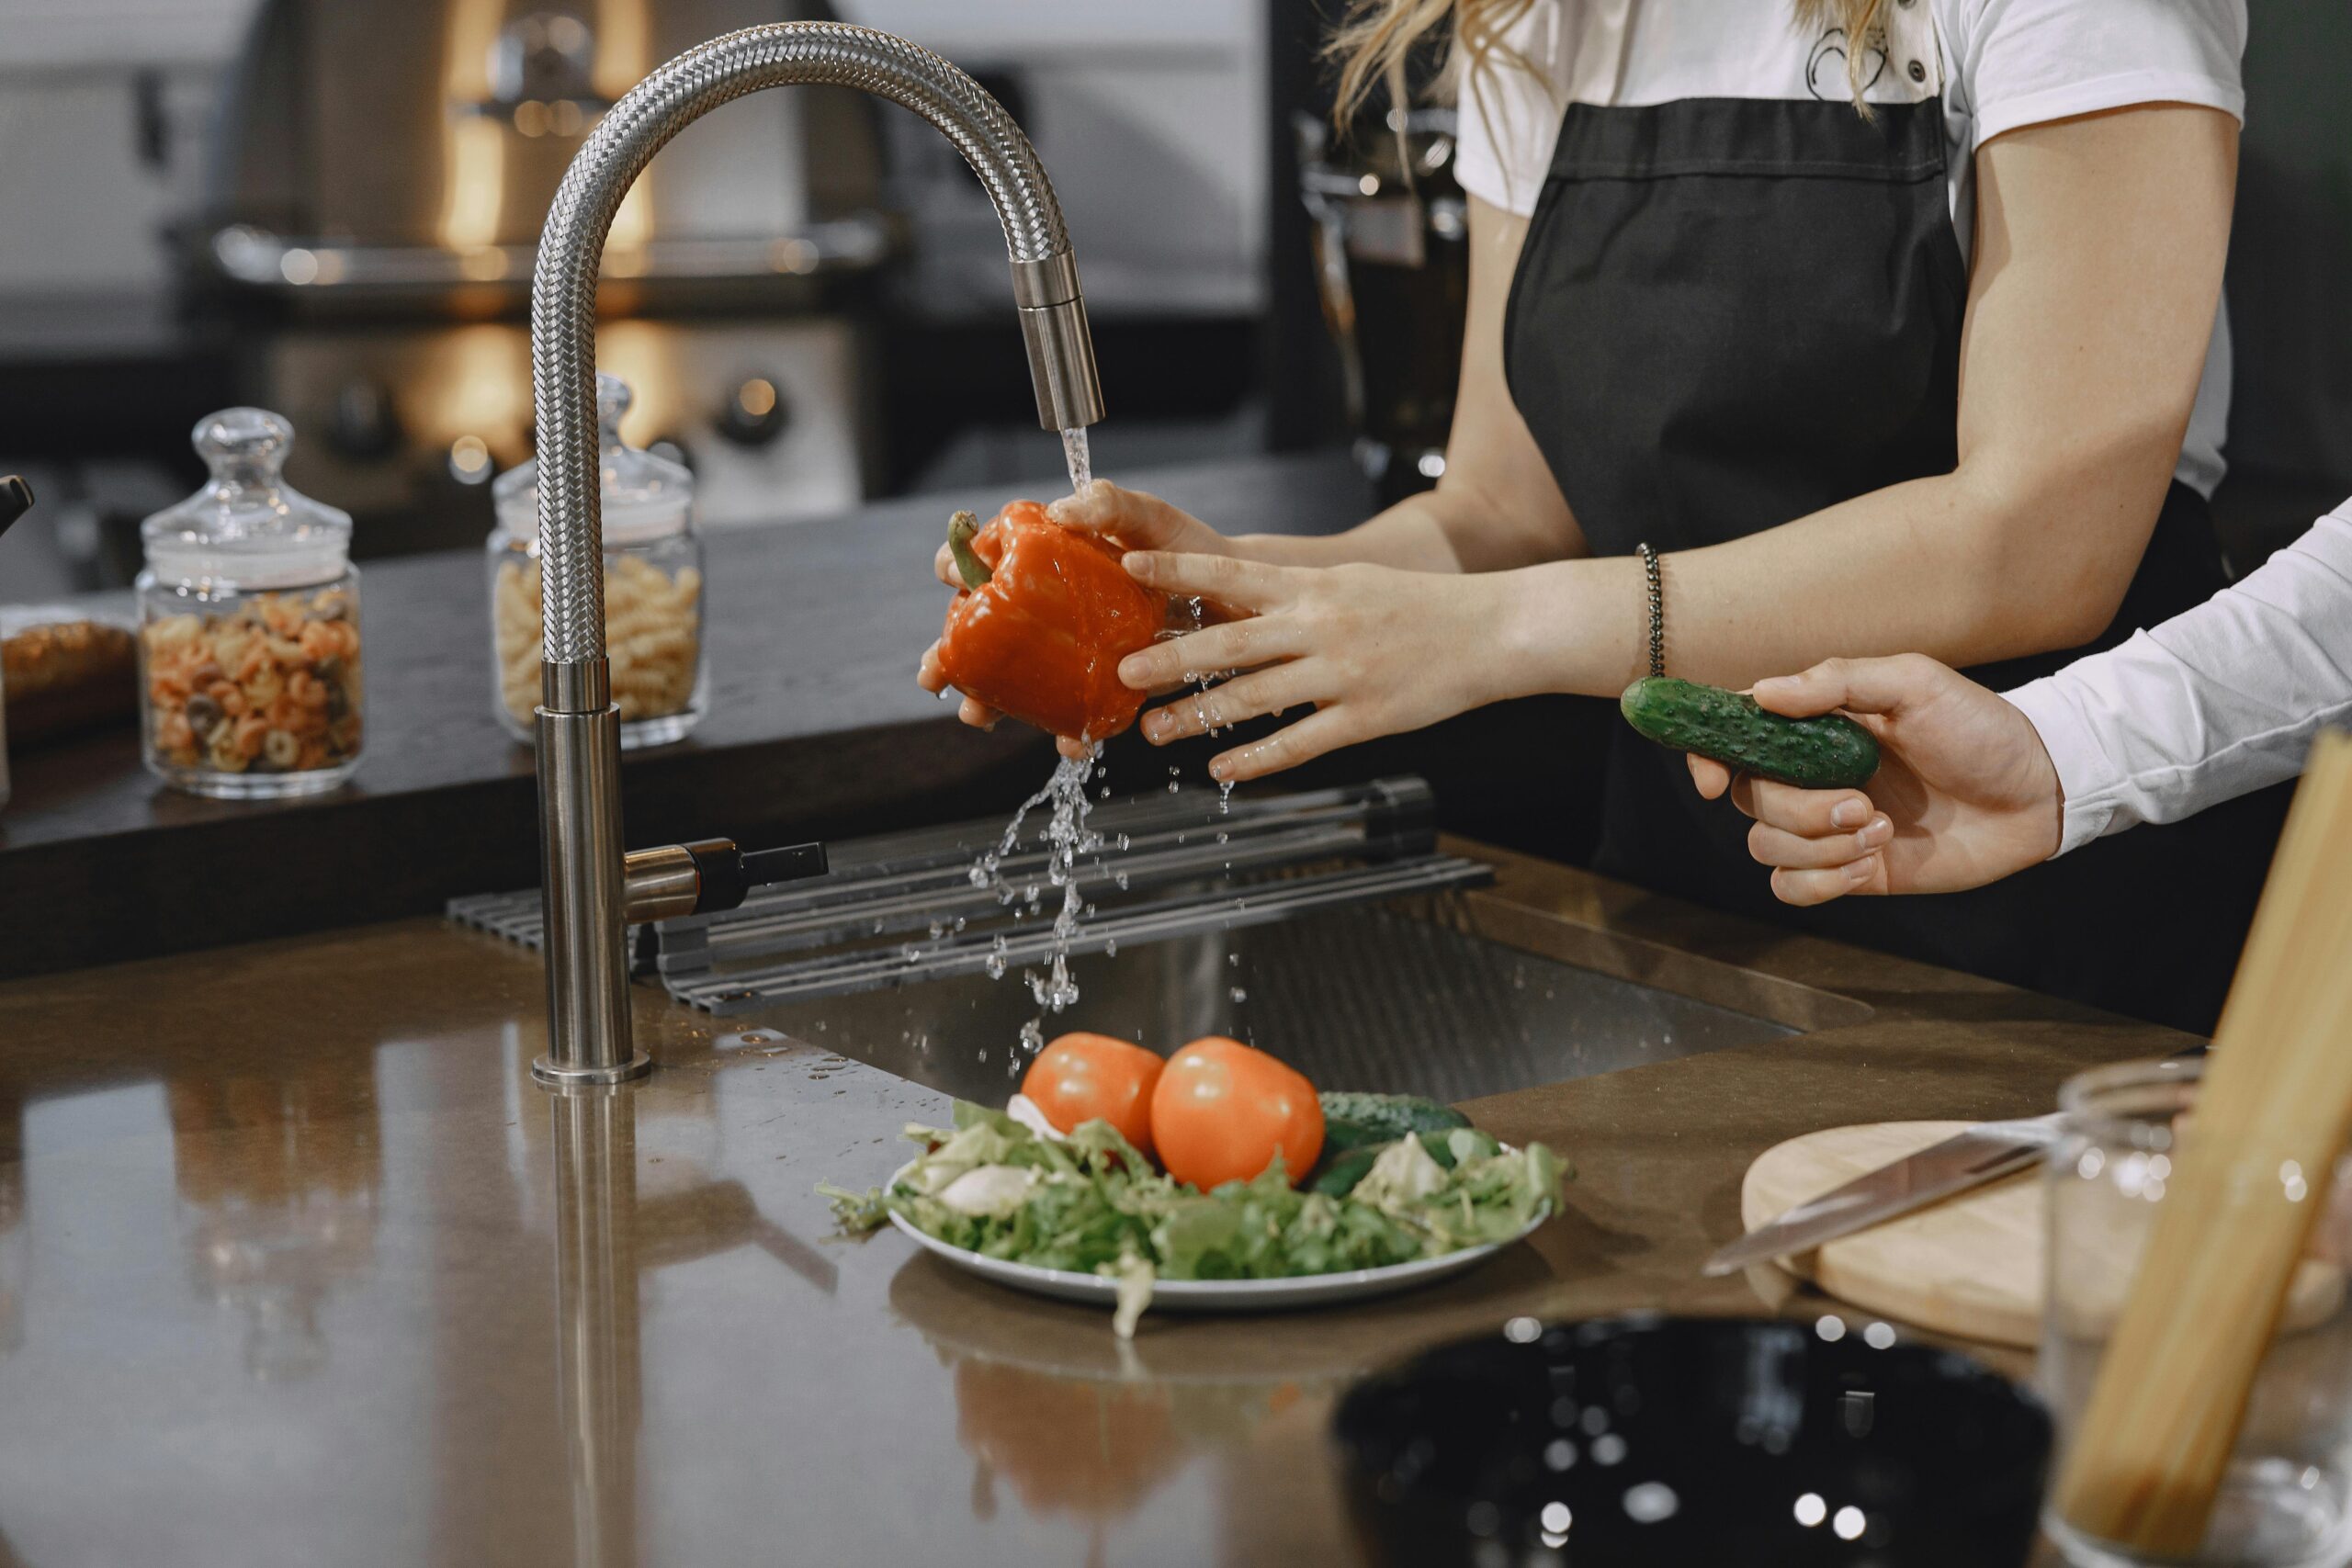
[529,23,1103,1086]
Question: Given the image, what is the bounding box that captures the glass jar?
[2041,1055,2352,1568]
[486,372,706,750]
[137,409,363,798]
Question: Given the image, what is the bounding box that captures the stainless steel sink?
[730,896,1796,1107]
[455,777,1813,1104]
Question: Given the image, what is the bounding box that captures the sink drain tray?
[450,776,1494,1012]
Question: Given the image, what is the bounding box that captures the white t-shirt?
[1456,0,2247,496]
[2005,501,2352,853]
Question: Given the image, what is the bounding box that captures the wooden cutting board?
[1740,1122,2345,1349]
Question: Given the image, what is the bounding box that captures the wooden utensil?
[2054,731,2352,1553]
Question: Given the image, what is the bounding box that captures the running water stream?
[1060,425,1092,493]
[967,748,1104,1069]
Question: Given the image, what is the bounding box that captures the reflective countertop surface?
[0,847,2185,1566]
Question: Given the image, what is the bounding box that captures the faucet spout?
[527,23,1104,1086]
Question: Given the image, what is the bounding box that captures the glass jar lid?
[494,372,692,547]
[141,408,353,590]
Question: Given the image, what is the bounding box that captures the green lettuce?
[824,1100,1568,1337]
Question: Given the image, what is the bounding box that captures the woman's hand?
[918,480,1235,756]
[1686,654,2064,905]
[926,479,1234,595]
[1113,552,1542,783]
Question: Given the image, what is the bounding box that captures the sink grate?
[449,777,1495,1011]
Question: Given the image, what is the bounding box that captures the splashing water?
[1061,426,1092,494]
[969,749,1103,1021]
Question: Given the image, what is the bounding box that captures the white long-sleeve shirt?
[2004,502,2352,854]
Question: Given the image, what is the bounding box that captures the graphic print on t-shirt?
[1804,27,1888,99]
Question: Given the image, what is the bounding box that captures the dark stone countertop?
[0,453,1380,977]
[0,842,2181,1566]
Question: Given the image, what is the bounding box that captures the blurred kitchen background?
[0,0,2346,598]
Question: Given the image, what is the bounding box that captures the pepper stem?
[947,510,992,590]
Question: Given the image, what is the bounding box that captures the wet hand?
[1685,654,2064,905]
[928,479,1233,592]
[1113,553,1532,784]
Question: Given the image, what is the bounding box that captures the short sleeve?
[1951,0,2245,151]
[1453,5,1567,217]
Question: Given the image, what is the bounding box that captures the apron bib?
[1503,96,2282,1033]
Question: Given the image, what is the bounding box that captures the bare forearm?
[1235,491,1466,572]
[1509,464,2168,699]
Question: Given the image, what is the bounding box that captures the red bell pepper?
[935,500,1168,745]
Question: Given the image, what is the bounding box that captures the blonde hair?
[1329,0,1891,126]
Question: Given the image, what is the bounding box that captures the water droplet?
[1229,987,1248,1003]
[1167,781,1180,793]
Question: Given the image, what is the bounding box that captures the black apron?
[1503,96,2285,1035]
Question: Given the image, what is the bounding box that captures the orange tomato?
[1021,1032,1165,1156]
[1148,1037,1324,1191]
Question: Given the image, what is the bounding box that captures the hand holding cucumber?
[1642,656,2065,905]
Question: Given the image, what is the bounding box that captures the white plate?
[886,1159,1550,1314]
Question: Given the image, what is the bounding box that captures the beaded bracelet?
[1634,543,1664,679]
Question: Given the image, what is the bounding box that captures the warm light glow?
[1833,1506,1866,1540]
[433,325,533,457]
[734,378,778,419]
[594,321,673,446]
[449,435,492,482]
[596,0,653,250]
[1794,1493,1826,1527]
[591,0,648,99]
[438,0,505,251]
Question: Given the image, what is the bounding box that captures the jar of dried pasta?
[487,372,706,749]
[137,409,364,798]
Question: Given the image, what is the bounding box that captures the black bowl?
[1332,1314,2052,1568]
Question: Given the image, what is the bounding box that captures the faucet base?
[533,1052,653,1088]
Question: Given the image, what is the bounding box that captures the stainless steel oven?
[186,0,898,546]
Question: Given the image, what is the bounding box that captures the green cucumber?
[1309,1145,1385,1197]
[1307,1128,1505,1198]
[1620,676,1879,789]
[1317,1092,1471,1142]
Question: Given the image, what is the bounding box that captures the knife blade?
[1702,1113,2066,1278]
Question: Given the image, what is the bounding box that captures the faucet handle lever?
[621,838,829,923]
